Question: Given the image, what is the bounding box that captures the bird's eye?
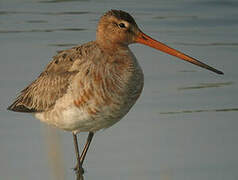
[118,23,126,28]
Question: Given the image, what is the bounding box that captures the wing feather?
[8,41,97,113]
[7,45,83,112]
[7,71,77,112]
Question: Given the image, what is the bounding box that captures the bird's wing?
[7,45,86,113]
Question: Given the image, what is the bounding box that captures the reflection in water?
[160,108,238,115]
[0,28,86,34]
[44,126,66,180]
[178,82,233,90]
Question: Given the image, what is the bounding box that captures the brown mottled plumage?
[8,9,223,178]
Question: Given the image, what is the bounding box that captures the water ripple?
[49,43,78,47]
[160,108,238,115]
[0,10,89,16]
[0,28,86,34]
[174,42,238,47]
[153,15,198,20]
[26,20,48,24]
[39,0,88,3]
[178,82,234,91]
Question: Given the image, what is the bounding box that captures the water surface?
[0,0,238,180]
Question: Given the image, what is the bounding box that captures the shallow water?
[1,0,238,180]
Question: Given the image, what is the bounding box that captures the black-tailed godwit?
[8,9,223,178]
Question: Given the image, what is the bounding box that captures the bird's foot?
[73,164,85,175]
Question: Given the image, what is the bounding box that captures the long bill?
[135,31,223,75]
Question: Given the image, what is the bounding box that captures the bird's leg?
[80,132,94,165]
[72,133,84,177]
[73,131,94,178]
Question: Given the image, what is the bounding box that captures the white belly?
[35,92,133,132]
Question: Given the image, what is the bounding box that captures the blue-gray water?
[1,0,238,180]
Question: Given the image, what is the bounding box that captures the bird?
[7,9,223,178]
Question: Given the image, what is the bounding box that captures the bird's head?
[96,10,223,75]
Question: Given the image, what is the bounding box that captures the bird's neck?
[96,28,129,53]
[96,38,129,54]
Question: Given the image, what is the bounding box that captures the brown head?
[96,10,139,48]
[97,10,223,75]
